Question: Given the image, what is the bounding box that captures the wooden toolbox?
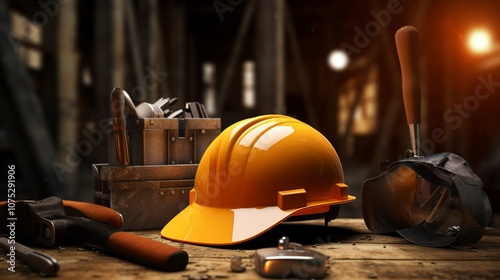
[93,118,220,230]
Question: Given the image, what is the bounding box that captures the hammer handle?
[107,231,188,271]
[111,87,130,165]
[396,26,421,125]
[0,200,123,230]
[63,200,123,229]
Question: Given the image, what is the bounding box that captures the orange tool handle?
[396,26,421,125]
[0,200,123,229]
[107,231,188,271]
[63,200,123,229]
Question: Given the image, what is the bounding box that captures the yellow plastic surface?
[162,115,355,245]
[278,188,307,210]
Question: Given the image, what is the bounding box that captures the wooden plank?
[147,0,160,102]
[56,0,79,197]
[124,0,146,102]
[275,0,285,113]
[285,3,319,128]
[1,219,498,279]
[92,0,113,165]
[217,1,256,115]
[329,260,500,279]
[255,0,285,115]
[40,8,58,143]
[170,0,186,106]
[0,2,65,198]
[112,0,125,87]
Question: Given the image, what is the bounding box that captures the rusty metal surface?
[97,163,198,181]
[95,117,219,230]
[108,182,192,230]
[108,118,220,165]
[93,164,196,230]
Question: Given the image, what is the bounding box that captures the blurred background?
[0,0,499,225]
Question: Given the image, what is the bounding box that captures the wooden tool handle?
[1,199,123,230]
[62,200,123,229]
[107,232,188,271]
[396,26,421,125]
[111,87,130,165]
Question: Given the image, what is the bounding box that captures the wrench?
[0,237,59,276]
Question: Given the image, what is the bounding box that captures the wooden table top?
[1,219,499,279]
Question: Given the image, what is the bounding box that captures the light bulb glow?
[328,49,349,71]
[468,29,492,54]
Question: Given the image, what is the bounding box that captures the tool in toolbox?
[0,197,189,271]
[162,114,355,245]
[0,237,60,276]
[362,26,492,247]
[119,88,207,119]
[254,236,328,279]
[94,87,220,230]
[111,87,130,166]
[135,97,169,118]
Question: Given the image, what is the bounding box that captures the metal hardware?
[408,123,420,157]
[166,108,183,119]
[122,90,139,119]
[254,236,328,279]
[230,255,246,273]
[0,237,60,276]
[136,102,164,118]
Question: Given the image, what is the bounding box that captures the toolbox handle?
[107,231,188,271]
[396,26,421,125]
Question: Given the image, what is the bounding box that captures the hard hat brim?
[161,196,355,246]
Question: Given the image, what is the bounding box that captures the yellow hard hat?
[161,115,355,245]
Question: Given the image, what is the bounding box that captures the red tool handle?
[0,200,123,229]
[395,26,421,125]
[107,231,188,271]
[63,200,123,229]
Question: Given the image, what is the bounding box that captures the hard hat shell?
[162,115,355,245]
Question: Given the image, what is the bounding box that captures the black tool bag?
[362,152,491,247]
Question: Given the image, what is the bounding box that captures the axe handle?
[107,231,188,271]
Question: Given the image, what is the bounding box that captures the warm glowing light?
[328,49,349,71]
[468,29,492,54]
